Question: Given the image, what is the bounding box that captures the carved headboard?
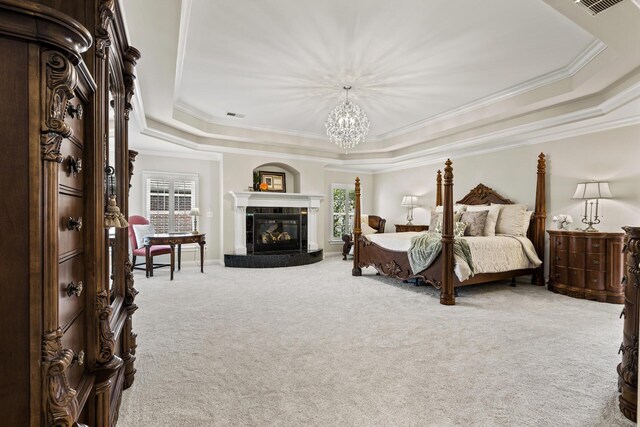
[456,183,513,205]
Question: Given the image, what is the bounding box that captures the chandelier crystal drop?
[325,86,370,152]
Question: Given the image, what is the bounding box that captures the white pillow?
[360,214,369,225]
[465,205,501,236]
[522,211,534,236]
[492,203,527,236]
[361,222,377,235]
[133,224,156,248]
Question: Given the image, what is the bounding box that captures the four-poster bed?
[352,153,547,305]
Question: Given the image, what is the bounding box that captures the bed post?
[532,153,546,286]
[352,177,362,276]
[436,170,442,206]
[440,160,455,305]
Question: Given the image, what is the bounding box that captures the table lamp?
[401,195,418,225]
[572,181,612,232]
[189,207,200,234]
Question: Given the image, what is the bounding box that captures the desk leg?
[145,245,151,278]
[170,244,175,280]
[178,243,182,271]
[199,242,205,273]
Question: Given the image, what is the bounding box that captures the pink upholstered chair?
[128,215,172,277]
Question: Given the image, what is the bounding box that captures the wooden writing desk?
[144,233,206,280]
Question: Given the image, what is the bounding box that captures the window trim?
[142,171,199,233]
[329,183,360,243]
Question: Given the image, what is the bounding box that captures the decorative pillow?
[459,210,489,237]
[492,203,527,236]
[430,211,462,233]
[454,221,467,238]
[522,211,534,236]
[133,223,156,248]
[465,204,501,236]
[361,222,377,235]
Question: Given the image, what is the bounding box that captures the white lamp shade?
[401,195,418,207]
[573,182,613,199]
[189,207,200,216]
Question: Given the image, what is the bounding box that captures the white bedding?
[365,232,542,281]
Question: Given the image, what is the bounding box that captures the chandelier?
[325,86,370,152]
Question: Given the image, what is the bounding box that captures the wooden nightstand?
[395,224,429,233]
[547,230,625,304]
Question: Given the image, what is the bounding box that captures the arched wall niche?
[252,162,301,193]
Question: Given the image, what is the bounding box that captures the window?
[330,184,356,241]
[143,172,198,233]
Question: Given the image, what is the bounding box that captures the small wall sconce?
[572,181,613,232]
[401,195,418,225]
[189,207,200,234]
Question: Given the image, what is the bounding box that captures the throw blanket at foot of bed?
[408,232,475,281]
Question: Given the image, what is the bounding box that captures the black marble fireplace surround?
[246,207,307,254]
[225,206,322,268]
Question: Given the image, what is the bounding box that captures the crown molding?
[173,0,192,103]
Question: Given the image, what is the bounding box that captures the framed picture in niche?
[258,171,286,192]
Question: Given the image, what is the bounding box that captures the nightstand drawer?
[586,270,606,291]
[553,267,568,284]
[554,250,568,267]
[568,268,585,288]
[569,237,585,252]
[554,236,569,250]
[568,251,585,269]
[395,224,429,233]
[586,238,605,254]
[586,253,606,271]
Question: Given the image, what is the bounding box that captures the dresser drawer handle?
[67,217,83,231]
[556,256,561,261]
[66,281,83,297]
[67,102,83,120]
[67,156,82,177]
[592,260,600,265]
[592,279,598,283]
[592,243,600,248]
[555,274,560,279]
[72,350,85,366]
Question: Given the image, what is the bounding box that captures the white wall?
[374,124,640,266]
[129,153,222,260]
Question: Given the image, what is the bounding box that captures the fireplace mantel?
[229,191,324,255]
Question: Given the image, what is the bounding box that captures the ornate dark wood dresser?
[0,1,140,425]
[547,230,625,304]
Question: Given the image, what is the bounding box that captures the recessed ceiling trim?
[172,41,606,144]
[173,0,192,102]
[376,40,607,140]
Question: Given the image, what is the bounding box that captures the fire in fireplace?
[246,207,308,254]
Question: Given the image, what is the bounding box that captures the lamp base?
[405,221,413,226]
[191,230,199,235]
[584,225,599,232]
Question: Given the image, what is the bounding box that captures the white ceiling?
[121,0,640,168]
[178,0,594,138]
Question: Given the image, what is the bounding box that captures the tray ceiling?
[176,0,595,138]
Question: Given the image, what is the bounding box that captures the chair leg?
[132,255,136,267]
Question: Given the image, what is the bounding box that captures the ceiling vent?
[226,112,245,118]
[574,0,624,15]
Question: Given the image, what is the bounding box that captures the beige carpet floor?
[118,254,634,427]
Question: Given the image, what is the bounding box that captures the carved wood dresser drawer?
[58,256,85,330]
[547,230,624,303]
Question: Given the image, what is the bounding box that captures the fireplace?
[246,207,307,254]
